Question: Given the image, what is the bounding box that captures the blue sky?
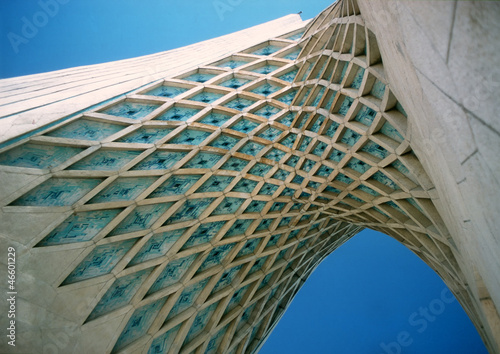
[0,1,487,353]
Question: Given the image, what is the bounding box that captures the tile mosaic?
[69,150,142,171]
[165,278,211,320]
[211,197,245,215]
[147,254,198,294]
[45,118,124,141]
[197,243,235,273]
[199,112,232,127]
[0,143,83,169]
[196,176,234,193]
[164,198,215,225]
[223,97,256,111]
[87,268,153,321]
[110,203,172,236]
[182,152,223,169]
[113,297,168,352]
[253,104,281,118]
[131,150,188,170]
[37,209,123,246]
[155,106,202,122]
[88,177,157,204]
[238,141,265,156]
[148,324,181,354]
[189,91,225,104]
[63,238,137,284]
[168,129,211,146]
[221,157,248,171]
[224,219,254,238]
[129,228,186,265]
[181,221,226,250]
[144,85,188,98]
[148,175,202,198]
[219,77,252,89]
[101,101,159,120]
[117,127,174,144]
[183,73,217,83]
[11,178,103,207]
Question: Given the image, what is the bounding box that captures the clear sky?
[0,1,488,353]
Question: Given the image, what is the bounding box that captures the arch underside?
[0,0,495,353]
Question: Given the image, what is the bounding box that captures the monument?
[0,0,499,352]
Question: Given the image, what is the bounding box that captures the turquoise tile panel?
[129,228,186,266]
[278,69,298,83]
[164,198,215,225]
[11,178,103,207]
[45,119,124,141]
[211,265,242,294]
[184,302,218,344]
[165,278,211,319]
[250,82,281,96]
[211,197,245,215]
[144,85,188,98]
[252,65,280,75]
[253,105,281,118]
[101,101,159,120]
[148,324,181,354]
[361,141,389,159]
[37,209,123,246]
[371,171,400,190]
[110,203,172,236]
[117,127,174,144]
[238,141,265,156]
[155,106,201,121]
[0,143,83,169]
[182,152,222,169]
[237,238,260,257]
[148,175,202,198]
[199,112,232,127]
[168,129,211,145]
[219,77,252,89]
[113,297,167,352]
[208,134,239,150]
[183,73,216,83]
[224,97,256,111]
[252,45,281,56]
[354,105,377,126]
[216,59,250,69]
[224,219,253,238]
[221,157,248,171]
[340,129,361,146]
[69,150,141,171]
[131,151,187,170]
[63,238,137,284]
[245,200,267,213]
[88,177,157,204]
[181,221,226,250]
[258,127,283,141]
[230,119,259,134]
[87,268,153,321]
[346,158,370,174]
[196,176,234,193]
[259,183,279,195]
[233,179,258,193]
[189,91,225,104]
[264,148,286,162]
[147,254,198,294]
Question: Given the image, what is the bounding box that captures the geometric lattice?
[0,0,483,353]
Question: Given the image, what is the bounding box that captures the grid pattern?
[0,1,480,353]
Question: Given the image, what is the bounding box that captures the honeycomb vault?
[0,0,499,353]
